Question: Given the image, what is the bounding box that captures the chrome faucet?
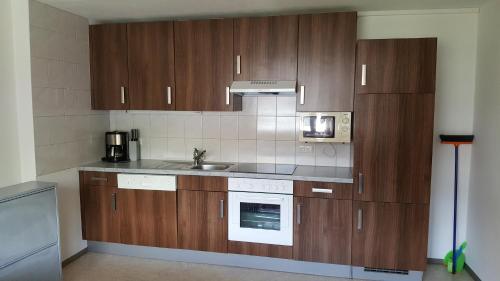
[193,148,206,166]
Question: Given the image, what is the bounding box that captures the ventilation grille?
[364,267,409,275]
[250,80,277,85]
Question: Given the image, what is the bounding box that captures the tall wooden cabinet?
[353,38,437,272]
[296,12,357,112]
[234,15,298,81]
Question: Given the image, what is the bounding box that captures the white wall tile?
[167,115,185,138]
[295,142,315,165]
[220,140,238,162]
[277,96,296,116]
[31,57,49,87]
[167,138,186,160]
[238,140,257,163]
[335,143,352,167]
[139,138,151,159]
[132,114,150,138]
[150,114,167,138]
[33,117,53,146]
[238,115,257,139]
[257,116,276,140]
[258,96,277,116]
[203,115,220,139]
[32,87,65,117]
[315,143,337,167]
[276,117,295,141]
[185,114,203,138]
[30,25,51,58]
[47,60,73,88]
[239,97,257,115]
[150,138,168,159]
[257,140,276,164]
[203,139,221,161]
[276,141,295,164]
[221,116,238,139]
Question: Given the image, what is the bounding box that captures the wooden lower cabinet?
[80,184,120,243]
[118,189,177,248]
[228,241,292,259]
[177,190,228,253]
[293,197,352,264]
[351,201,429,271]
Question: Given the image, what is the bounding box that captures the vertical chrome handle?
[111,192,117,211]
[296,204,302,225]
[167,86,172,105]
[219,199,224,219]
[299,85,305,105]
[358,173,364,194]
[225,86,230,105]
[120,86,126,104]
[357,209,363,231]
[361,64,367,86]
[236,55,241,75]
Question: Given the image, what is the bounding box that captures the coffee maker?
[102,131,130,163]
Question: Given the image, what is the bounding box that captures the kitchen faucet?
[193,148,206,166]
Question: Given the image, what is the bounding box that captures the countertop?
[79,160,353,184]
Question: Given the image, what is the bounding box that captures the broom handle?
[452,145,459,274]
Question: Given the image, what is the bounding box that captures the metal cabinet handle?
[296,204,302,225]
[236,55,241,75]
[361,64,367,86]
[91,177,108,182]
[120,86,126,104]
[225,86,230,105]
[299,85,305,105]
[167,86,172,105]
[357,209,363,231]
[358,173,364,194]
[111,192,117,211]
[219,199,224,219]
[312,188,333,194]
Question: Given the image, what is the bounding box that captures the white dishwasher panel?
[117,174,176,191]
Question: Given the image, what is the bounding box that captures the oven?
[299,112,352,143]
[228,178,293,246]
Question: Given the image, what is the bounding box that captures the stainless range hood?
[230,80,296,96]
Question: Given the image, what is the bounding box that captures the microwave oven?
[299,112,352,143]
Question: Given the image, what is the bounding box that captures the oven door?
[228,191,293,246]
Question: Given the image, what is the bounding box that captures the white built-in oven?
[228,178,293,246]
[299,112,352,143]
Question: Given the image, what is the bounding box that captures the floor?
[63,252,474,281]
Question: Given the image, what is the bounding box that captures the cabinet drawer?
[83,171,117,187]
[294,181,352,199]
[177,176,227,192]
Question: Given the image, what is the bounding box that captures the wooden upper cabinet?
[353,94,434,204]
[297,12,357,112]
[356,38,437,94]
[90,24,129,110]
[352,201,429,271]
[234,15,298,81]
[293,197,351,264]
[127,22,175,110]
[118,189,177,248]
[174,19,241,111]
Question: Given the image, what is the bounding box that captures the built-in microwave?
[299,112,352,143]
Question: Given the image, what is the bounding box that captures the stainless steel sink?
[189,164,231,171]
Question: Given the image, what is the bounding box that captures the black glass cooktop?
[230,163,296,175]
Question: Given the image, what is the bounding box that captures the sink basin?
[189,164,231,171]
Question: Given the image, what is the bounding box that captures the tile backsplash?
[110,96,352,167]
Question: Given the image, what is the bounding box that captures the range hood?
[230,80,296,96]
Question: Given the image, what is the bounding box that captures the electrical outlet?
[298,144,314,153]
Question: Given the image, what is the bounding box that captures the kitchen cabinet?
[296,12,357,112]
[355,38,437,95]
[294,181,352,200]
[177,175,228,192]
[234,15,298,81]
[228,241,292,259]
[127,22,175,110]
[351,201,429,271]
[80,172,120,243]
[293,197,352,264]
[353,94,434,204]
[174,19,241,111]
[177,190,228,253]
[118,189,177,248]
[90,24,129,110]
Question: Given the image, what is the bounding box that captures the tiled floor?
[63,252,474,281]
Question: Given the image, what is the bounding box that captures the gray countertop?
[79,160,353,183]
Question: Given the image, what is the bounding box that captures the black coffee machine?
[102,131,130,163]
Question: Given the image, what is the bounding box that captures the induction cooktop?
[230,163,296,175]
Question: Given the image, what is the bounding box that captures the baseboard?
[465,264,481,281]
[427,258,443,265]
[62,247,88,268]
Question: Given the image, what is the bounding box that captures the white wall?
[358,10,478,259]
[466,1,500,280]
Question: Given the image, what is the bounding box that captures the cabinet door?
[293,197,351,264]
[90,24,129,110]
[354,94,434,204]
[174,19,240,111]
[297,12,357,112]
[177,190,227,252]
[118,189,177,248]
[127,22,175,110]
[81,185,120,243]
[352,201,429,271]
[355,38,437,94]
[234,16,298,81]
